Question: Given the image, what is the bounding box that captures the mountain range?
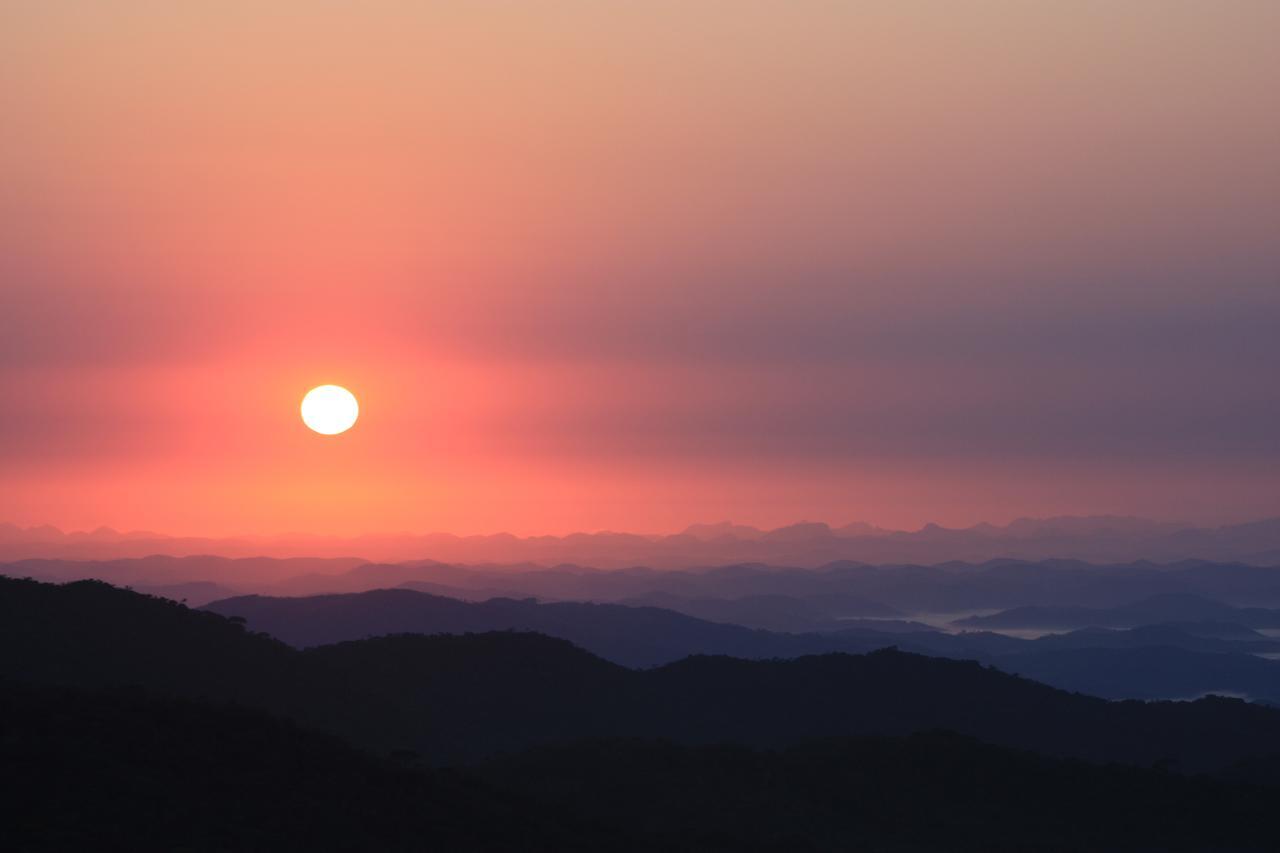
[202,587,1280,703]
[8,574,1280,851]
[5,515,1280,566]
[6,575,1280,770]
[10,554,1280,614]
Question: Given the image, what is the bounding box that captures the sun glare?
[301,385,359,435]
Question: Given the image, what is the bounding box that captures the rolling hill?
[6,576,1280,771]
[4,683,1275,852]
[202,586,1280,703]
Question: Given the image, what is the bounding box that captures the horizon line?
[7,513,1278,543]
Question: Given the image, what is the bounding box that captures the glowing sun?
[301,385,359,435]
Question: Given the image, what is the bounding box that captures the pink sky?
[2,2,1278,535]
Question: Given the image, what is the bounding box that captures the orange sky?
[2,2,1278,535]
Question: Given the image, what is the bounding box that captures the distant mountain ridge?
[12,555,1280,613]
[203,588,880,666]
[203,587,1280,702]
[4,515,1280,566]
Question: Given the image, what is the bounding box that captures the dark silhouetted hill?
[8,576,1280,771]
[0,683,593,853]
[477,735,1277,853]
[993,646,1280,703]
[4,683,1277,852]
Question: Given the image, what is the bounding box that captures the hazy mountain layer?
[204,588,1280,703]
[4,515,1280,566]
[11,555,1280,614]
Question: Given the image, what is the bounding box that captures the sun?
[301,385,359,435]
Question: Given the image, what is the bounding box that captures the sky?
[2,1,1278,536]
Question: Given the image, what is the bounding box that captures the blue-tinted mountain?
[956,594,1280,630]
[201,586,1280,702]
[203,588,888,666]
[615,590,902,632]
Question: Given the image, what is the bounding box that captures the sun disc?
[301,385,359,435]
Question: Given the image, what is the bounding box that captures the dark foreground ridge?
[5,577,1280,851]
[6,575,1280,773]
[1,683,1277,853]
[0,684,588,852]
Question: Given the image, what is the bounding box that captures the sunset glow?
[2,1,1278,537]
[7,7,1280,849]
